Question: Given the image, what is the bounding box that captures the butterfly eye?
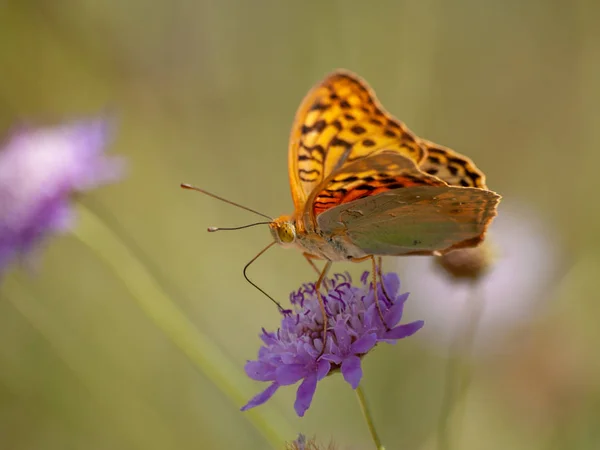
[278,223,296,243]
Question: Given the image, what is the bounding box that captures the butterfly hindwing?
[419,140,488,189]
[288,71,426,213]
[311,152,500,255]
[316,183,500,256]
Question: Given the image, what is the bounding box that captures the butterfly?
[267,70,500,334]
[184,70,500,339]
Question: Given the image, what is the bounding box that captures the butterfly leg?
[351,255,386,326]
[303,252,322,275]
[377,256,393,304]
[370,255,387,327]
[315,260,333,349]
[304,252,331,291]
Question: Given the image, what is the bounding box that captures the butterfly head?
[269,216,297,247]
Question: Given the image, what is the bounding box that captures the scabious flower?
[285,434,337,450]
[0,118,124,274]
[241,270,424,417]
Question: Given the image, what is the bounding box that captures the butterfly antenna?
[180,183,273,220]
[243,242,285,311]
[208,222,271,232]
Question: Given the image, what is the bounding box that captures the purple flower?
[286,434,338,450]
[0,118,124,274]
[241,271,424,417]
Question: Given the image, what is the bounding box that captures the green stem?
[436,353,459,450]
[436,283,484,450]
[72,203,293,449]
[355,385,385,450]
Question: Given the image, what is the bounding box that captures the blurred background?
[1,0,599,449]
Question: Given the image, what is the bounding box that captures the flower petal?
[244,361,276,381]
[333,323,352,353]
[320,353,343,364]
[350,333,377,354]
[384,320,425,340]
[241,382,279,411]
[276,364,307,385]
[382,272,400,296]
[294,375,318,417]
[341,355,363,389]
[316,359,331,380]
[383,300,405,328]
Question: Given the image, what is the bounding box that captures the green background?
[1,1,599,449]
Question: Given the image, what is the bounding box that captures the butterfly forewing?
[288,71,425,212]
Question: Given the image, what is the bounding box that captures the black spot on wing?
[299,168,320,181]
[351,125,367,135]
[304,144,326,157]
[363,139,376,147]
[301,119,327,134]
[386,183,405,189]
[310,101,329,111]
[356,184,376,191]
[331,137,351,148]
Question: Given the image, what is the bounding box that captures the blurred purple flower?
[0,118,124,274]
[241,271,424,417]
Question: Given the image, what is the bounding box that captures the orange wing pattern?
[288,71,426,213]
[310,152,446,216]
[419,140,488,189]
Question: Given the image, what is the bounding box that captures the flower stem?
[437,283,484,450]
[73,203,293,449]
[355,385,385,450]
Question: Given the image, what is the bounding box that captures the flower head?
[435,243,494,280]
[242,270,424,416]
[285,434,337,450]
[0,117,124,274]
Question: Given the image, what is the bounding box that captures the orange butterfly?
[184,70,500,340]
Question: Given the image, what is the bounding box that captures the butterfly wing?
[308,151,446,217]
[288,70,426,213]
[419,140,488,189]
[314,154,500,256]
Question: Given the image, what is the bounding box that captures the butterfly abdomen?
[291,224,366,262]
